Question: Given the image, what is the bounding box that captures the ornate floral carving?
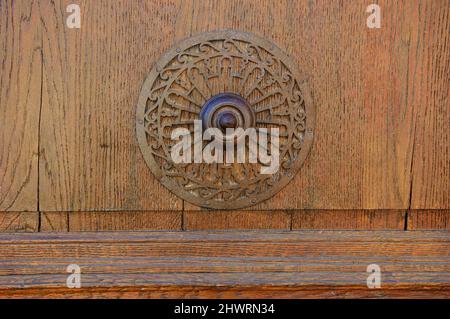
[136,30,314,209]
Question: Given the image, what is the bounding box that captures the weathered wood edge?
[0,230,449,243]
[0,230,448,298]
[0,286,449,299]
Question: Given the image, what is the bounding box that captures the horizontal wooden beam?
[2,210,449,232]
[0,231,448,298]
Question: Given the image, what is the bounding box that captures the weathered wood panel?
[40,211,68,232]
[38,0,182,211]
[0,212,38,232]
[409,1,450,209]
[38,0,450,213]
[0,0,41,211]
[41,211,182,232]
[180,0,448,210]
[292,210,406,230]
[0,231,448,298]
[1,286,449,299]
[408,210,450,230]
[1,0,449,231]
[184,210,291,230]
[69,211,182,231]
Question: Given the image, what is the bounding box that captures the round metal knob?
[218,112,238,130]
[200,93,255,141]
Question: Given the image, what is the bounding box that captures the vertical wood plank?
[359,0,419,209]
[410,1,450,209]
[0,0,41,211]
[38,0,183,211]
[179,0,420,211]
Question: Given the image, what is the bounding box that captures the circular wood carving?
[136,30,315,209]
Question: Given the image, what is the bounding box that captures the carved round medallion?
[136,30,315,209]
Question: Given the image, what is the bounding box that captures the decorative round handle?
[136,30,315,209]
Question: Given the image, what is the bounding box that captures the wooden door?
[0,0,449,298]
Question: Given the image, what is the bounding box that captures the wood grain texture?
[409,1,450,209]
[38,0,182,211]
[292,210,406,230]
[41,211,182,232]
[184,210,291,230]
[0,0,41,211]
[69,211,182,231]
[1,286,449,299]
[0,231,448,298]
[408,210,450,230]
[1,0,449,232]
[181,0,449,210]
[0,212,38,232]
[40,212,68,232]
[14,209,450,231]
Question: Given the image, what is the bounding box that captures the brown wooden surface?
[68,211,182,231]
[1,286,449,299]
[39,0,182,211]
[409,210,450,230]
[409,1,450,209]
[16,209,420,232]
[2,209,450,232]
[0,230,448,298]
[184,210,291,230]
[0,0,448,230]
[1,2,449,224]
[181,0,449,211]
[0,212,38,233]
[40,211,68,232]
[292,210,406,230]
[1,0,448,299]
[40,211,183,232]
[0,0,41,211]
